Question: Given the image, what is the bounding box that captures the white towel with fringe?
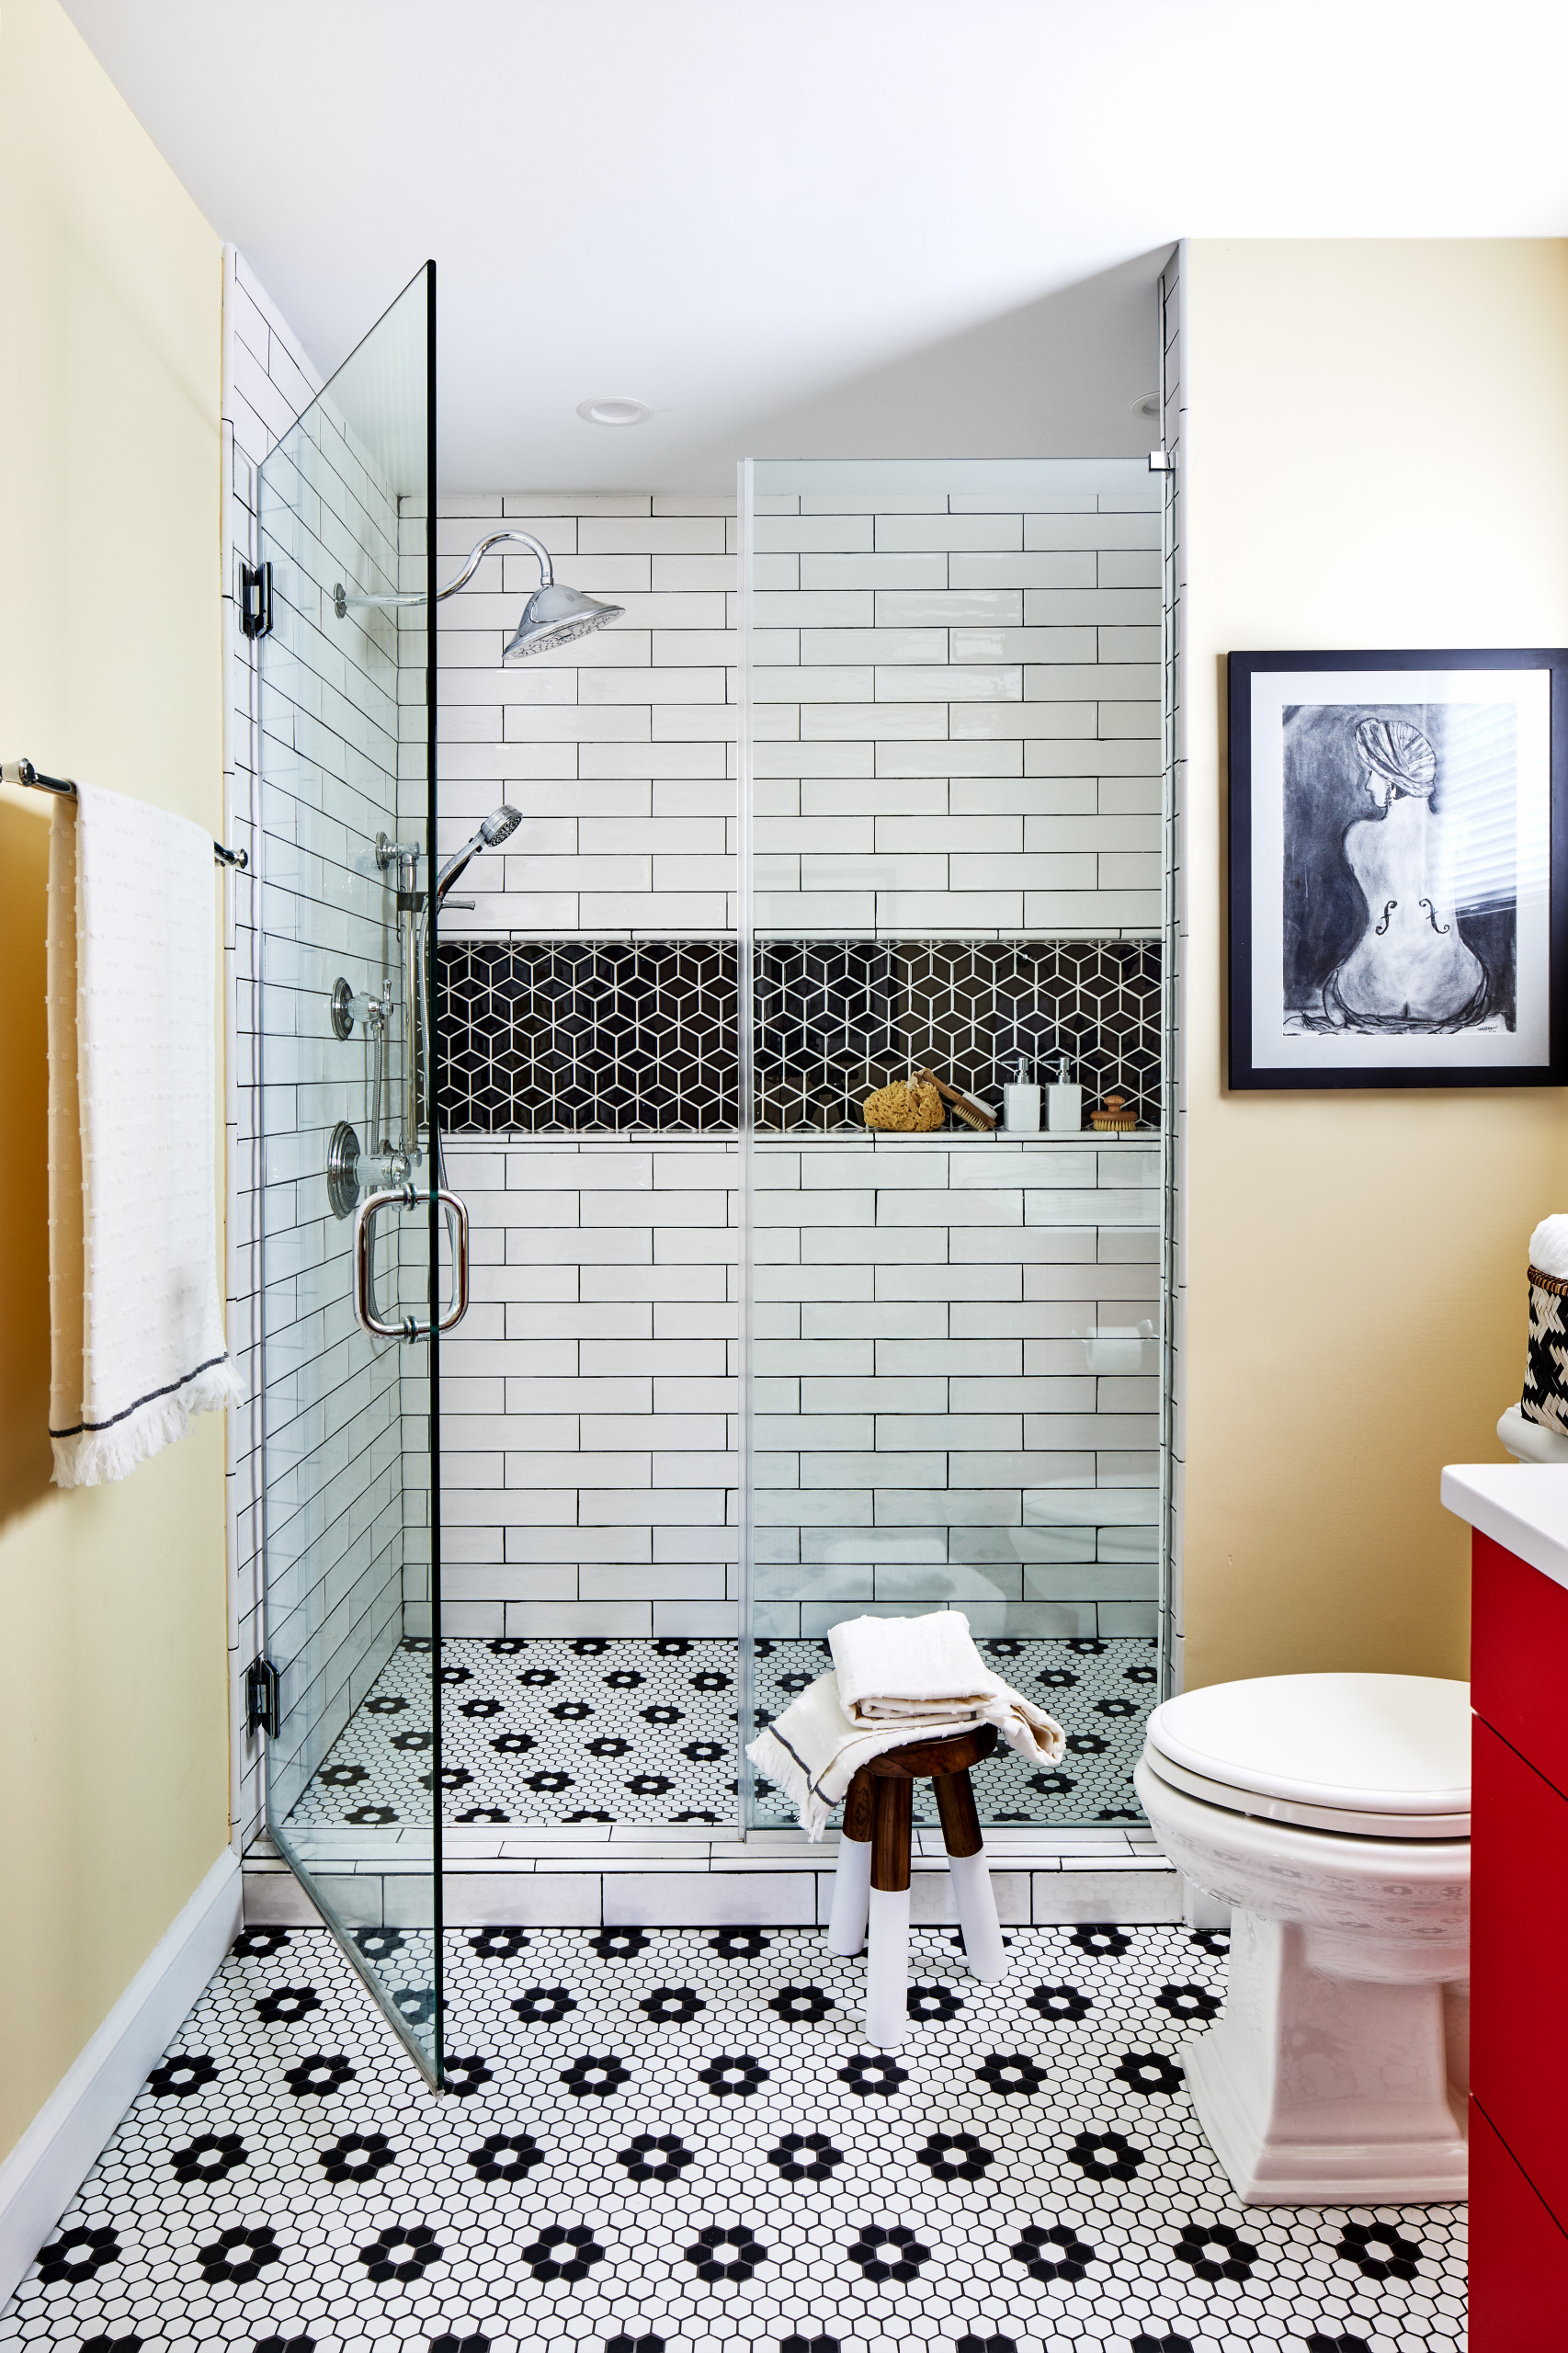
[746,1614,1065,1841]
[47,784,242,1486]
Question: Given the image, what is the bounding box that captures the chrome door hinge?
[240,561,274,640]
[1148,449,1174,474]
[245,1655,281,1739]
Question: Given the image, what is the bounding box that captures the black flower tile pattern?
[434,938,1162,1136]
[285,1636,1158,1833]
[2,1924,1464,2350]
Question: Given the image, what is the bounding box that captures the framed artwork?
[1228,648,1568,1090]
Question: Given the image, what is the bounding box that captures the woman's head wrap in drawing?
[1355,715,1437,799]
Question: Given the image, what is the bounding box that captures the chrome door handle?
[352,1182,471,1340]
[435,1187,470,1332]
[353,1182,418,1341]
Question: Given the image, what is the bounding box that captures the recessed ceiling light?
[577,397,651,428]
[1132,392,1161,421]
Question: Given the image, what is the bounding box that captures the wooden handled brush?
[914,1067,997,1132]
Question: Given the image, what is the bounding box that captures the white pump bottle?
[1047,1054,1082,1133]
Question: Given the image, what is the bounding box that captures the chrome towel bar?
[4,756,249,870]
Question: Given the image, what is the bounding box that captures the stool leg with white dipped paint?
[934,1764,1005,1984]
[867,1773,914,2050]
[824,1770,873,1957]
[824,1725,1004,2050]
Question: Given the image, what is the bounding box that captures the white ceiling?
[62,0,1568,491]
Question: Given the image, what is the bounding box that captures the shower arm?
[333,530,553,618]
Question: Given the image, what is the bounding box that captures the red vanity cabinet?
[1460,1505,1568,2348]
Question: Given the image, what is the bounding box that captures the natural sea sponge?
[862,1078,945,1132]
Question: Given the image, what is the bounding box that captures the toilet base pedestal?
[1184,1909,1469,2205]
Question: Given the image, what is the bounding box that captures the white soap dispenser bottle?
[1003,1054,1040,1133]
[1047,1054,1082,1133]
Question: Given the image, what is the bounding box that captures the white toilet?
[1498,1400,1568,1462]
[1135,1672,1470,2205]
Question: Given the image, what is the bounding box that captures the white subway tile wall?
[434,495,740,1633]
[433,494,738,938]
[751,471,1164,938]
[746,466,1165,1653]
[224,248,325,1851]
[433,473,1165,1644]
[437,1134,740,1638]
[753,1134,1160,1639]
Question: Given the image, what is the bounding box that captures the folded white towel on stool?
[47,785,242,1487]
[829,1608,1009,1720]
[746,1612,1065,1840]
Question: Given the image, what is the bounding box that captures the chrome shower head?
[435,804,522,905]
[335,528,628,665]
[503,583,625,662]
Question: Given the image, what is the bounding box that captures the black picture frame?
[1227,647,1568,1090]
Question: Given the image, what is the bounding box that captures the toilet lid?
[1144,1674,1470,1839]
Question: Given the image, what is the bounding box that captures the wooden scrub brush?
[914,1067,997,1132]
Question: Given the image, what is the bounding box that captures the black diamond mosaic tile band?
[438,938,1161,1136]
[755,938,1162,1134]
[439,939,739,1132]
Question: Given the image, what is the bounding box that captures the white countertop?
[1441,1462,1568,1594]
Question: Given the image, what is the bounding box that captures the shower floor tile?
[1,1920,1465,2351]
[283,1635,1156,1836]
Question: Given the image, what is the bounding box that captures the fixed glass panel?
[256,265,443,2078]
[740,457,1169,1832]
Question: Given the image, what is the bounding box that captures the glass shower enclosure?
[253,265,448,2079]
[737,458,1171,1833]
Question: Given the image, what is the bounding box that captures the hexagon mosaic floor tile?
[2,1923,1464,2351]
[284,1636,1156,1836]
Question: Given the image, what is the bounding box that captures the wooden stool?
[825,1724,1005,2050]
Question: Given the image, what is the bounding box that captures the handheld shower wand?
[434,804,522,907]
[418,801,521,1188]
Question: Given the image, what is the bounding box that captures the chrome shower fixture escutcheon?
[326,1121,362,1222]
[330,975,392,1040]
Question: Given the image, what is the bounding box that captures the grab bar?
[353,1183,470,1342]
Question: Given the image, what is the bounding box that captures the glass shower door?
[738,456,1170,1833]
[254,266,446,2079]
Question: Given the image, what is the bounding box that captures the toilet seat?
[1143,1673,1471,1841]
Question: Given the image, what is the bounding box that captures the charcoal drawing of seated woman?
[1322,716,1488,1031]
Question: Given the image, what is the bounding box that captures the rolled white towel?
[1530,1215,1568,1279]
[828,1609,1004,1720]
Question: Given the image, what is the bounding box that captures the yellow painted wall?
[1181,239,1568,1690]
[0,0,227,2163]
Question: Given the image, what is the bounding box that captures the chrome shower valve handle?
[352,1184,470,1342]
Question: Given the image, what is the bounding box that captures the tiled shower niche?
[437,936,1161,1135]
[755,938,1160,1132]
[438,938,738,1132]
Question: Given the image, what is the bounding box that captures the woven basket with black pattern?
[1523,1264,1568,1434]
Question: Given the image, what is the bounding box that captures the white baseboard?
[0,1848,241,2310]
